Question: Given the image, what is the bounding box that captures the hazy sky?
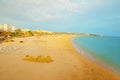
[0,0,120,36]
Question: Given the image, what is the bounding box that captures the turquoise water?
[73,36,120,74]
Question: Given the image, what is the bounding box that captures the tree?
[14,29,23,36]
[28,30,34,36]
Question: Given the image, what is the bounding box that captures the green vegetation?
[0,27,102,42]
[4,38,14,42]
[23,55,53,63]
[0,29,34,42]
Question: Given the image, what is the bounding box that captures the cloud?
[0,0,103,22]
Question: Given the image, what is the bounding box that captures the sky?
[0,0,120,36]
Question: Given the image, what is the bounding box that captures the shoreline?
[71,36,120,76]
[0,35,120,80]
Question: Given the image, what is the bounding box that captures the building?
[0,24,16,32]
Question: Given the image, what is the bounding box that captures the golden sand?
[0,35,120,80]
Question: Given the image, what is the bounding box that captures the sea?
[72,36,120,75]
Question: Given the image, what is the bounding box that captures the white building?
[3,24,9,31]
[0,24,16,32]
[11,26,16,32]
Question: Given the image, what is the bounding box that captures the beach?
[0,35,120,80]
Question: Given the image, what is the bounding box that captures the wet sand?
[0,35,120,80]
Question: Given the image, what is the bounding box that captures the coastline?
[0,35,120,80]
[71,36,120,76]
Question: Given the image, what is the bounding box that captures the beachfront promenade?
[0,35,120,80]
